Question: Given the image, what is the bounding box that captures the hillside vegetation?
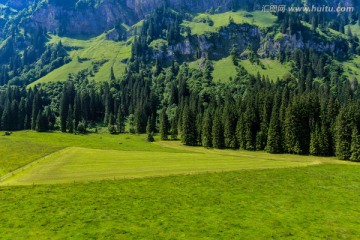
[182,10,277,36]
[29,34,131,86]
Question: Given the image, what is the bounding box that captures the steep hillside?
[0,0,359,88]
[28,34,131,86]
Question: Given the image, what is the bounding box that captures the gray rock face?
[157,23,261,62]
[2,0,358,37]
[24,0,234,36]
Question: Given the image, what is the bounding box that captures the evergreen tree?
[146,117,152,135]
[1,101,11,130]
[116,106,125,133]
[170,117,178,140]
[31,93,41,130]
[181,104,197,146]
[202,109,212,148]
[108,113,116,134]
[35,110,43,132]
[284,102,301,154]
[350,127,360,162]
[67,104,74,133]
[159,108,169,140]
[236,114,246,149]
[35,110,49,132]
[223,102,237,148]
[212,110,224,149]
[74,93,82,128]
[266,98,282,153]
[310,124,321,156]
[335,107,353,160]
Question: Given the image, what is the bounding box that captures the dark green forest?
[1,1,360,161]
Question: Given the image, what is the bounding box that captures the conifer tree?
[202,109,212,148]
[310,124,321,156]
[67,104,74,133]
[170,118,178,140]
[181,104,197,146]
[159,108,169,140]
[74,93,82,128]
[31,93,41,130]
[350,127,360,162]
[236,115,245,149]
[266,99,282,153]
[223,102,237,149]
[116,106,125,133]
[319,118,332,156]
[60,89,68,132]
[35,110,43,132]
[1,101,11,130]
[108,113,116,134]
[212,110,224,149]
[335,107,352,160]
[284,103,301,154]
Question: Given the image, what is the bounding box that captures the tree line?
[1,52,360,161]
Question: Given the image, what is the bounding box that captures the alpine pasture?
[1,131,360,239]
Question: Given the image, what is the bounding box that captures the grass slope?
[190,57,290,82]
[0,131,183,177]
[342,55,360,80]
[1,130,341,185]
[183,11,277,36]
[347,23,360,37]
[240,59,291,81]
[29,34,131,87]
[1,165,360,239]
[0,136,61,177]
[1,146,314,186]
[212,56,237,82]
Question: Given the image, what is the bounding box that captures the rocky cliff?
[19,0,235,36]
[1,0,357,37]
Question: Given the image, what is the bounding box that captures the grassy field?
[183,11,277,36]
[1,164,360,239]
[0,131,183,177]
[342,55,360,80]
[1,146,315,186]
[1,131,360,239]
[212,56,238,82]
[240,59,291,81]
[29,34,131,87]
[347,23,360,37]
[190,57,290,82]
[0,130,339,185]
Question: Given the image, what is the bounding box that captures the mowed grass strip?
[1,147,313,186]
[1,165,360,239]
[0,136,61,177]
[0,131,186,177]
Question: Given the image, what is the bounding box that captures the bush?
[146,133,155,142]
[77,121,87,134]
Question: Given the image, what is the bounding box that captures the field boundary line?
[0,147,68,182]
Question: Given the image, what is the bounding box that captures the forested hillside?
[0,0,360,161]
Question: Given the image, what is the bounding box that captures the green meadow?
[1,165,360,239]
[29,34,132,87]
[1,131,360,239]
[183,10,277,36]
[0,131,325,185]
[190,56,291,82]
